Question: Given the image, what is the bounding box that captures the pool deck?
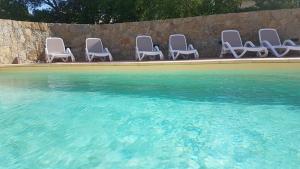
[1,58,300,71]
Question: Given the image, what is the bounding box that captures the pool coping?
[1,57,300,68]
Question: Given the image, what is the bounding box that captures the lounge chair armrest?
[66,48,72,54]
[188,44,195,50]
[105,48,113,61]
[154,46,160,52]
[105,48,111,53]
[223,42,233,49]
[66,48,75,62]
[283,40,296,46]
[244,41,256,48]
[261,40,272,48]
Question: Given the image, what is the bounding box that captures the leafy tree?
[30,0,138,24]
[253,0,299,10]
[136,0,202,21]
[199,0,243,15]
[24,0,67,12]
[98,0,138,23]
[58,0,102,24]
[0,0,30,20]
[27,0,70,23]
[0,0,299,24]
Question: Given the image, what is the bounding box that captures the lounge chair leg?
[139,54,144,61]
[195,52,199,59]
[257,49,268,57]
[46,56,51,63]
[86,54,91,62]
[160,53,164,60]
[219,51,224,58]
[47,55,54,63]
[170,52,175,60]
[136,52,141,61]
[62,58,68,62]
[109,54,113,61]
[50,57,54,63]
[174,52,180,60]
[88,55,93,62]
[231,49,247,59]
[274,48,289,58]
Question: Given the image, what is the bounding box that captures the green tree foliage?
[98,0,139,23]
[31,0,139,23]
[0,0,30,20]
[199,0,243,15]
[136,0,245,20]
[136,0,202,21]
[253,0,299,10]
[0,0,299,24]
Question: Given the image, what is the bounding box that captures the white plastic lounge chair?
[85,38,113,62]
[136,36,164,61]
[220,30,268,59]
[259,28,297,57]
[45,37,75,63]
[169,34,199,60]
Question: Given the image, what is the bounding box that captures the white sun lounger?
[45,37,75,63]
[136,35,164,61]
[169,34,199,60]
[85,38,113,62]
[259,28,300,57]
[220,30,268,59]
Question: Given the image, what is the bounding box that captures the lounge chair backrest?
[259,29,281,46]
[222,30,243,47]
[170,34,187,50]
[136,36,153,51]
[86,38,104,53]
[46,38,66,53]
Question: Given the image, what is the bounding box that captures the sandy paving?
[1,58,300,72]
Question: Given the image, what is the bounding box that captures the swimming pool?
[0,63,300,169]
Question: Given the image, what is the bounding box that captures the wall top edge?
[0,8,299,27]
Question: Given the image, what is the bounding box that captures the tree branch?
[44,0,59,11]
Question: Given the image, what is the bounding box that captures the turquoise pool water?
[0,69,300,169]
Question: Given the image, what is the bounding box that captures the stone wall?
[0,20,50,64]
[1,8,300,63]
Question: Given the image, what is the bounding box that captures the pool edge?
[1,58,300,72]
